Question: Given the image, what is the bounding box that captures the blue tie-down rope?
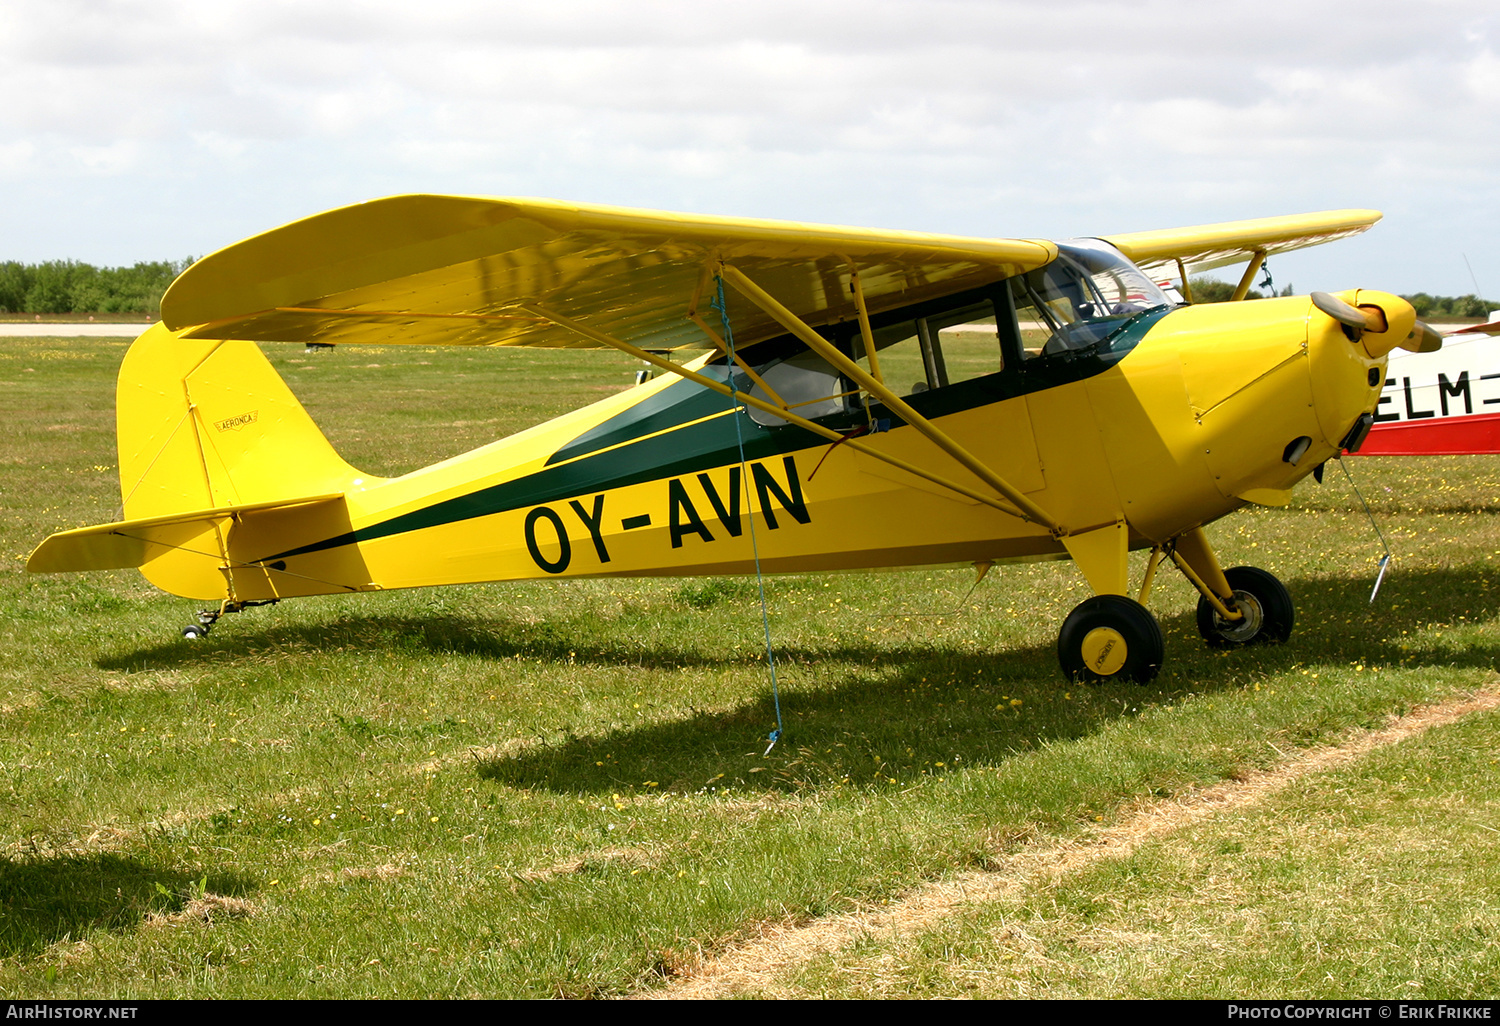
[711,274,784,754]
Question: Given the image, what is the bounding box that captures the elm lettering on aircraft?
[1357,331,1500,455]
[1437,372,1472,416]
[1374,353,1496,424]
[1375,373,1476,422]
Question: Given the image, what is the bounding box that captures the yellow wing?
[162,195,1057,351]
[1102,209,1382,274]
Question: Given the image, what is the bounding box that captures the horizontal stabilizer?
[27,494,344,574]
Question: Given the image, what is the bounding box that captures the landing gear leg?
[1169,526,1294,649]
[179,599,278,640]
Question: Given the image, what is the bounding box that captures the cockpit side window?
[746,297,1006,427]
[715,244,1167,428]
[746,349,850,426]
[859,300,1003,394]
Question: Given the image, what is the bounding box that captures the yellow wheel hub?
[1081,627,1128,676]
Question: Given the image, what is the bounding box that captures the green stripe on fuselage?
[259,307,1171,562]
[258,380,813,561]
[546,369,739,467]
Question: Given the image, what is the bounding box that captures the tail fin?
[29,325,376,601]
[118,323,367,519]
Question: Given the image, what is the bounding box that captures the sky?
[2,0,1497,296]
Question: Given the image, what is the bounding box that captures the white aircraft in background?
[1356,312,1500,455]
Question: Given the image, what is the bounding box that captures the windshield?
[1012,239,1171,359]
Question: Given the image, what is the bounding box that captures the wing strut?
[686,310,791,411]
[718,263,1063,534]
[1175,260,1194,304]
[515,302,1038,522]
[847,263,885,387]
[1231,250,1268,302]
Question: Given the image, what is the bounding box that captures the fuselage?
[167,283,1395,603]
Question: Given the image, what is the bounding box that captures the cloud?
[0,0,1495,291]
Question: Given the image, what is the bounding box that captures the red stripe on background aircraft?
[1354,315,1500,455]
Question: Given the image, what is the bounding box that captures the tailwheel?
[1195,566,1293,649]
[1058,595,1163,685]
[175,598,278,641]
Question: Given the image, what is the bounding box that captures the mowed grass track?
[3,337,1500,998]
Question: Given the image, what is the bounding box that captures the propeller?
[1402,320,1445,353]
[1311,291,1442,356]
[1312,290,1381,333]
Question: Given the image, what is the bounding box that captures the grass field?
[3,336,1499,999]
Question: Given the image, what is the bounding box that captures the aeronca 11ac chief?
[27,197,1446,684]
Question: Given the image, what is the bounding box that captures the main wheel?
[1195,566,1293,648]
[1058,595,1164,685]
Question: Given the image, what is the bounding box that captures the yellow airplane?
[26,196,1444,684]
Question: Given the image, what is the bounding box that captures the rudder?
[119,324,369,519]
[112,325,376,599]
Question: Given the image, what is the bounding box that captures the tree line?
[1189,276,1494,316]
[0,259,194,316]
[0,259,1492,320]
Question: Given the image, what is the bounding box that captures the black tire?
[1057,595,1164,685]
[1195,566,1293,649]
[182,624,207,640]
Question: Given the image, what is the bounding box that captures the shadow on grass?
[97,607,763,673]
[98,565,1500,676]
[0,853,259,957]
[473,654,1124,796]
[479,564,1500,795]
[86,566,1500,797]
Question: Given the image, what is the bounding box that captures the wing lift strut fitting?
[1231,249,1268,303]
